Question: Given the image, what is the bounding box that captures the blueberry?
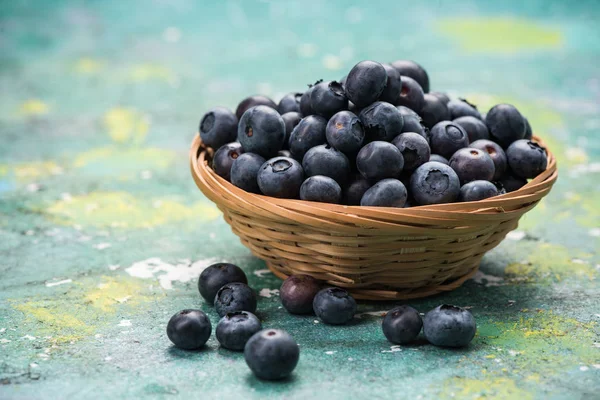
[523,117,533,140]
[288,115,327,160]
[493,181,507,195]
[379,64,403,104]
[359,101,404,142]
[300,86,315,116]
[447,99,481,120]
[396,76,425,113]
[392,132,431,171]
[410,161,460,205]
[238,105,285,158]
[166,309,212,350]
[313,287,357,325]
[343,174,372,205]
[326,111,365,154]
[198,263,248,303]
[199,107,238,149]
[310,80,348,118]
[302,144,350,186]
[449,148,495,184]
[212,142,244,181]
[357,141,404,181]
[423,304,476,348]
[469,139,507,180]
[230,153,266,193]
[360,178,407,207]
[397,106,429,141]
[257,156,304,199]
[214,282,257,317]
[300,175,342,204]
[382,306,423,345]
[498,172,527,192]
[244,329,300,380]
[419,94,450,129]
[339,75,347,87]
[278,149,292,158]
[345,60,387,108]
[453,116,490,142]
[277,92,302,114]
[281,112,302,149]
[216,311,262,351]
[429,154,449,165]
[429,91,450,104]
[506,139,548,179]
[390,60,430,93]
[280,274,322,314]
[236,95,277,120]
[459,180,499,202]
[485,104,526,148]
[429,121,469,159]
[348,101,359,114]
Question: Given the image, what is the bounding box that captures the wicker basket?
[190,135,557,300]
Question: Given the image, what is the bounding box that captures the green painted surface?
[1,1,599,399]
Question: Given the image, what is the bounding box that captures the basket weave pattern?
[190,135,557,300]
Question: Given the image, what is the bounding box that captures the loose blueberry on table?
[244,329,300,380]
[423,304,477,348]
[216,311,262,351]
[313,287,357,325]
[198,262,248,303]
[166,309,212,350]
[382,305,423,345]
[280,274,322,314]
[214,282,257,317]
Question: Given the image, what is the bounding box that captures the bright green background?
[1,1,599,399]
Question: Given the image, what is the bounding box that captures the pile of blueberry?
[200,59,548,207]
[167,263,477,381]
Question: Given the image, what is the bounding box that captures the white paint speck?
[580,366,589,371]
[348,357,354,361]
[61,192,73,202]
[104,356,113,361]
[494,358,502,363]
[209,233,216,239]
[38,353,50,359]
[509,350,520,356]
[30,363,38,368]
[259,288,279,298]
[472,271,505,287]
[140,170,153,180]
[116,296,132,304]
[45,279,72,287]
[593,342,600,348]
[313,320,319,324]
[589,228,600,237]
[354,310,389,319]
[125,257,218,290]
[253,269,272,278]
[26,183,41,192]
[592,364,600,369]
[118,320,132,327]
[0,328,6,333]
[93,243,111,250]
[108,264,120,271]
[21,335,36,341]
[571,258,588,264]
[325,351,336,355]
[381,345,402,353]
[506,231,526,241]
[25,230,35,236]
[95,334,103,339]
[0,339,11,344]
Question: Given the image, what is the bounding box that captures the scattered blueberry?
[447,99,481,120]
[302,144,350,185]
[459,180,499,202]
[216,311,262,351]
[300,175,342,204]
[360,178,407,207]
[288,115,327,160]
[423,304,476,348]
[429,154,449,165]
[396,76,425,113]
[453,116,490,142]
[449,147,495,184]
[279,274,322,314]
[382,306,423,345]
[198,262,248,303]
[419,94,450,129]
[278,92,302,114]
[343,174,372,205]
[429,91,450,104]
[470,139,507,180]
[281,112,302,149]
[310,80,348,118]
[390,60,430,92]
[236,95,277,119]
[238,105,285,158]
[199,107,238,149]
[379,63,403,104]
[359,101,404,142]
[231,153,266,194]
[498,172,527,192]
[212,142,244,181]
[326,111,365,154]
[523,117,533,140]
[313,287,357,325]
[410,161,460,205]
[506,139,548,179]
[214,282,257,317]
[356,141,404,181]
[257,156,304,198]
[167,309,212,350]
[345,60,387,108]
[392,132,431,171]
[244,329,300,380]
[485,104,526,148]
[429,121,469,159]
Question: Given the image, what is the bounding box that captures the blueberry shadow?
[216,346,245,359]
[166,344,210,358]
[245,372,297,392]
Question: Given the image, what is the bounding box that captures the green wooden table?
[1,1,599,398]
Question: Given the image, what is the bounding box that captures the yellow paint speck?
[74,57,104,74]
[104,107,149,144]
[0,161,64,183]
[85,277,152,312]
[441,377,533,400]
[129,64,173,82]
[19,99,50,116]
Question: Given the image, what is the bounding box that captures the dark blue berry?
[459,180,499,202]
[506,139,547,179]
[198,263,248,303]
[300,175,342,204]
[236,95,277,119]
[390,60,430,93]
[453,115,489,143]
[343,174,372,205]
[313,287,357,325]
[382,306,422,345]
[281,112,302,149]
[257,156,304,198]
[302,144,350,185]
[288,115,327,160]
[392,132,431,171]
[345,61,387,108]
[356,141,404,181]
[498,172,527,192]
[447,99,481,120]
[277,92,302,114]
[423,304,476,348]
[359,101,404,142]
[300,86,315,116]
[429,91,450,104]
[449,148,495,184]
[238,105,285,158]
[419,94,450,129]
[212,142,244,181]
[485,104,526,148]
[360,178,407,207]
[199,107,238,149]
[231,153,266,194]
[410,161,460,205]
[470,139,507,180]
[311,81,348,118]
[429,154,449,165]
[216,311,262,351]
[167,309,212,350]
[280,274,321,315]
[429,121,469,159]
[379,64,402,104]
[396,76,425,113]
[326,111,365,154]
[278,149,292,158]
[523,117,533,140]
[214,282,257,317]
[397,106,429,141]
[244,329,300,380]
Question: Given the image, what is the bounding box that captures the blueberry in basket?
[429,121,469,159]
[325,111,365,154]
[230,153,266,194]
[359,101,404,142]
[453,115,489,142]
[459,180,499,202]
[379,63,403,104]
[397,105,429,141]
[360,178,407,208]
[281,112,302,148]
[506,139,548,179]
[396,76,425,113]
[212,142,244,181]
[447,98,481,120]
[300,175,342,204]
[391,132,431,171]
[310,80,348,118]
[356,141,404,181]
[449,147,495,184]
[289,115,327,160]
[236,95,277,120]
[257,156,304,199]
[410,161,461,205]
[343,174,372,206]
[237,105,285,158]
[302,144,350,186]
[419,93,450,129]
[344,60,388,108]
[277,92,303,115]
[199,107,238,149]
[390,59,430,93]
[485,103,526,148]
[469,139,507,180]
